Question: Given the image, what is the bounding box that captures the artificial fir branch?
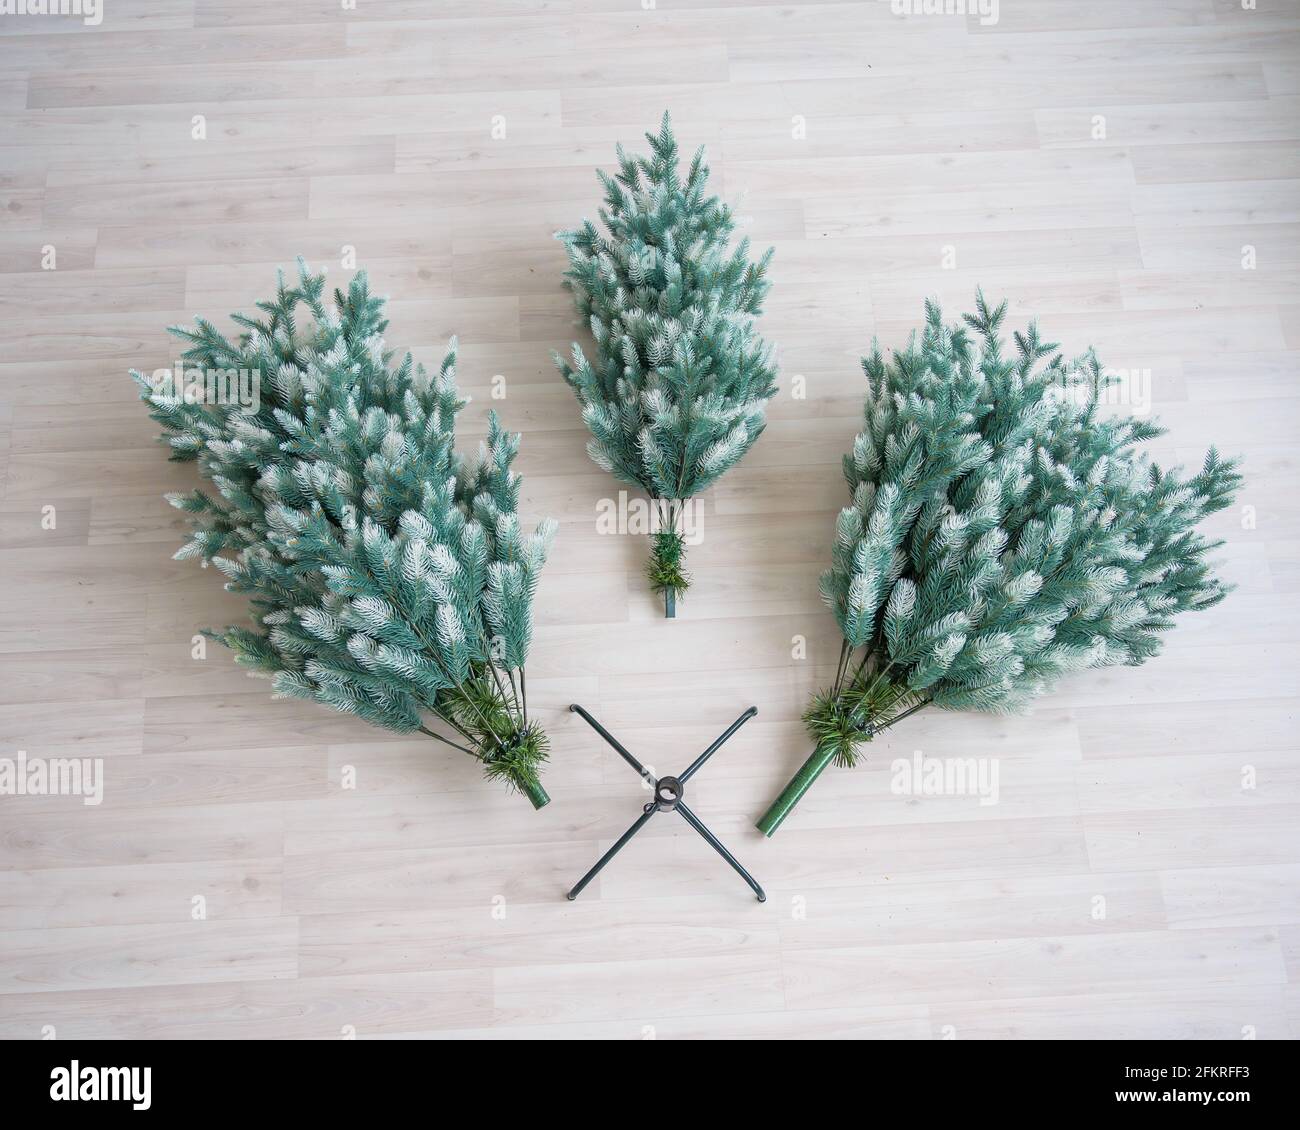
[555,112,778,617]
[133,260,558,808]
[417,725,476,757]
[757,292,1242,835]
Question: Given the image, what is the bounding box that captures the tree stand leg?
[565,704,766,902]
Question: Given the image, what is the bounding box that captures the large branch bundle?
[758,294,1241,835]
[134,262,557,806]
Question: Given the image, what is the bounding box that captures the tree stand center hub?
[653,776,683,811]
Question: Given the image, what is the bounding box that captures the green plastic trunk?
[522,776,550,809]
[755,744,838,836]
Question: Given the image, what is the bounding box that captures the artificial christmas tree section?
[758,293,1242,835]
[556,112,778,617]
[133,261,558,807]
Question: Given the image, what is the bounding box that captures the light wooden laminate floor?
[0,0,1298,1039]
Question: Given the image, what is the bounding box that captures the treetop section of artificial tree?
[132,260,557,804]
[554,111,779,502]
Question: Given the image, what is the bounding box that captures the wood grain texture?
[0,0,1296,1040]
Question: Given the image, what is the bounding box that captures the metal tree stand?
[565,703,766,902]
